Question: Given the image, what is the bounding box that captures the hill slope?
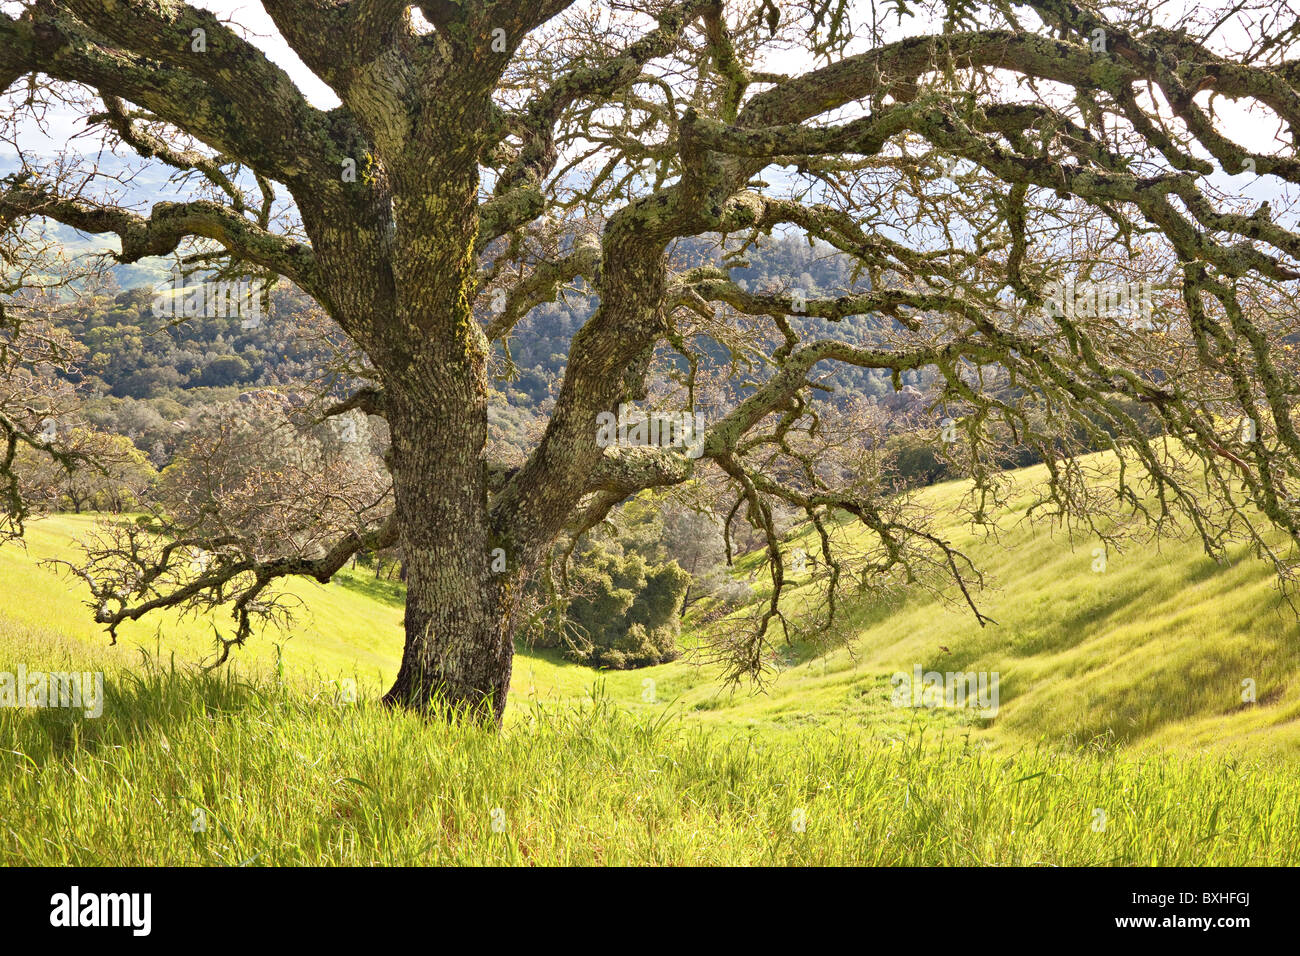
[2,448,1299,758]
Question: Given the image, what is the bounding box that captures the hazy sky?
[0,1,1289,213]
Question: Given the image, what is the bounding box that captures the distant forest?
[59,233,930,467]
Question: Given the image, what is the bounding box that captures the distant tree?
[0,289,95,541]
[117,364,185,399]
[196,354,253,388]
[68,392,393,664]
[550,542,688,669]
[658,505,729,616]
[20,427,157,513]
[100,398,168,443]
[889,433,950,489]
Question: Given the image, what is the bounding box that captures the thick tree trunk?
[380,402,517,722]
[383,583,514,722]
[306,86,525,722]
[374,119,518,720]
[377,330,519,720]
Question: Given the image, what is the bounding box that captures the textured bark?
[377,338,513,720]
[369,87,518,721]
[383,455,514,720]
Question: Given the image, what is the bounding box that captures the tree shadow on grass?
[1001,587,1148,660]
[0,651,286,767]
[329,568,407,608]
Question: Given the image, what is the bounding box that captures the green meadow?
[3,452,1299,864]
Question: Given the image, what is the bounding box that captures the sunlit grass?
[5,450,1300,759]
[4,447,1300,864]
[2,655,1297,865]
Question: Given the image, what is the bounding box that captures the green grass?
[4,448,1300,864]
[3,657,1298,865]
[755,458,1300,758]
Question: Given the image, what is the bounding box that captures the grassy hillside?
[3,447,1300,758]
[5,665,1299,865]
[5,453,1300,863]
[754,455,1300,759]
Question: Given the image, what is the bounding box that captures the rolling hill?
[3,448,1298,759]
[6,450,1300,864]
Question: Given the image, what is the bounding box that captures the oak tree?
[3,0,1300,723]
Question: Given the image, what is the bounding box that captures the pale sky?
[0,1,1291,213]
